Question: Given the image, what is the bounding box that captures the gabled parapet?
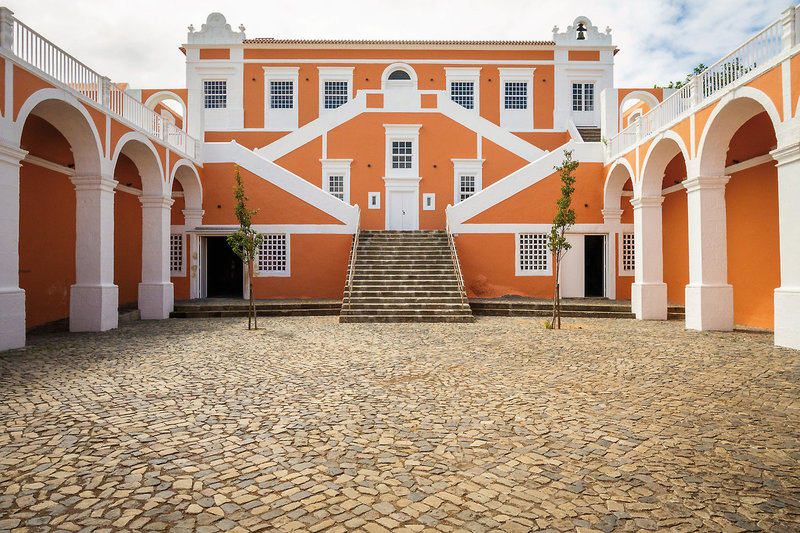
[553,17,613,46]
[187,13,245,44]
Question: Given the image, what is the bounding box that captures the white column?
[683,175,733,331]
[0,143,28,350]
[183,208,204,299]
[602,208,622,300]
[139,195,174,319]
[772,143,800,350]
[70,175,119,332]
[630,196,667,320]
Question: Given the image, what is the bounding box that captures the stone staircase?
[577,127,602,142]
[340,230,474,323]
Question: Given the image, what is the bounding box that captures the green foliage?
[227,166,264,264]
[655,63,707,89]
[547,150,578,330]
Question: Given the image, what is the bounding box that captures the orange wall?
[662,190,688,305]
[19,116,76,328]
[200,48,230,60]
[172,236,191,300]
[457,233,554,298]
[615,237,633,301]
[568,50,600,61]
[252,234,351,298]
[726,162,779,328]
[114,155,143,307]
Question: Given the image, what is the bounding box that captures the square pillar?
[683,176,733,331]
[139,195,174,319]
[183,208,204,299]
[631,196,667,320]
[70,175,119,332]
[0,143,28,350]
[772,143,800,350]
[602,208,623,300]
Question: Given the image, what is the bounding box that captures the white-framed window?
[169,233,185,276]
[257,233,290,277]
[572,82,595,111]
[422,193,436,210]
[445,67,480,113]
[516,233,552,276]
[620,232,635,275]
[203,80,227,109]
[264,67,299,131]
[392,141,413,169]
[270,81,294,109]
[452,159,484,205]
[498,68,534,131]
[384,124,421,178]
[368,192,381,209]
[318,67,354,115]
[321,159,352,203]
[504,82,528,109]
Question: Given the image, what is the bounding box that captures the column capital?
[139,195,175,208]
[601,208,623,223]
[71,175,118,193]
[0,143,28,167]
[682,175,730,193]
[630,196,664,209]
[770,143,800,166]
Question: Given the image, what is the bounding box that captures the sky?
[5,0,790,92]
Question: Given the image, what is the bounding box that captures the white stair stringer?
[436,96,546,162]
[446,140,604,229]
[204,141,359,228]
[256,93,367,161]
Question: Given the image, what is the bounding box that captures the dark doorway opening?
[206,236,243,298]
[584,235,605,297]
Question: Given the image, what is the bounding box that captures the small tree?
[547,150,578,329]
[227,166,264,330]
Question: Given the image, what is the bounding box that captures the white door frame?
[383,177,420,230]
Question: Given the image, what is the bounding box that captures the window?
[324,81,348,109]
[327,175,345,200]
[270,81,294,109]
[258,234,288,275]
[368,192,380,209]
[621,232,635,274]
[388,70,411,80]
[450,81,474,109]
[459,175,476,202]
[504,82,528,109]
[423,193,435,210]
[203,80,226,109]
[572,82,595,111]
[169,234,184,274]
[517,233,550,275]
[392,141,413,169]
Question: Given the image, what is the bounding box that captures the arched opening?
[16,95,104,332]
[619,91,660,131]
[699,95,780,329]
[170,162,203,300]
[603,161,635,300]
[381,63,417,90]
[144,91,187,131]
[388,70,411,81]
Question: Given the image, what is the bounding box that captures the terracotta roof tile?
[243,38,555,46]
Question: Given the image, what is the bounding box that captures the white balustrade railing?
[4,15,200,161]
[607,7,795,160]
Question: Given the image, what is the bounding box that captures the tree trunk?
[250,260,258,330]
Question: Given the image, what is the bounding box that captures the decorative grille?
[518,233,549,272]
[169,234,184,273]
[258,234,287,273]
[622,232,635,272]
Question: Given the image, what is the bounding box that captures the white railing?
[445,213,469,308]
[607,7,795,160]
[5,15,201,161]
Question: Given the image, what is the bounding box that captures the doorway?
[387,190,418,230]
[584,235,605,297]
[205,236,243,298]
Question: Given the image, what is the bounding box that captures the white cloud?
[7,0,789,89]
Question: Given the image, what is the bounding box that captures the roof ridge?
[242,38,556,45]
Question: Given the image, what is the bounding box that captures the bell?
[576,22,587,40]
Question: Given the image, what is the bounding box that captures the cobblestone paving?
[1,317,799,532]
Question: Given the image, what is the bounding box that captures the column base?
[775,287,800,350]
[70,284,118,332]
[631,282,668,320]
[685,284,734,331]
[138,282,174,320]
[0,288,25,351]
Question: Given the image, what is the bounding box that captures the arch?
[170,159,203,211]
[638,131,690,198]
[144,91,187,131]
[14,89,104,176]
[618,90,661,131]
[381,63,418,89]
[111,132,166,196]
[697,87,782,176]
[604,158,635,211]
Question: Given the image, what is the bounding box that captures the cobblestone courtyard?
[1,317,799,532]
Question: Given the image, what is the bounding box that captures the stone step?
[340,315,474,323]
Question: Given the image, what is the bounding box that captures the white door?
[387,191,417,230]
[560,234,584,298]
